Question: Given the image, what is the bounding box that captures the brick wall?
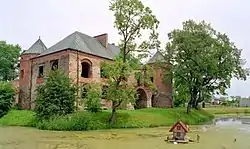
[19,49,173,110]
[68,50,113,108]
[150,64,173,108]
[19,53,39,109]
[11,80,19,104]
[30,50,70,109]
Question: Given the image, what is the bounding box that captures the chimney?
[94,33,108,48]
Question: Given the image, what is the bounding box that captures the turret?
[147,51,173,108]
[19,38,47,109]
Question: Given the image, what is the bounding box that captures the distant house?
[239,98,250,107]
[169,121,189,141]
[212,98,221,105]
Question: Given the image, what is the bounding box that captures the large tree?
[110,0,160,62]
[102,56,136,124]
[102,52,156,124]
[164,20,249,113]
[107,0,159,124]
[0,41,21,81]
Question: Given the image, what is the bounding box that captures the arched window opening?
[81,62,91,78]
[134,88,148,109]
[51,59,58,70]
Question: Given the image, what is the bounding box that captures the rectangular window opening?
[38,65,44,78]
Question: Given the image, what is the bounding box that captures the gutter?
[76,50,79,110]
[29,58,33,110]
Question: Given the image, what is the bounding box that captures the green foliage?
[83,83,102,113]
[0,109,214,130]
[0,41,21,81]
[0,82,16,118]
[173,93,188,107]
[164,20,249,112]
[0,110,35,126]
[110,0,160,61]
[35,69,77,119]
[103,57,136,104]
[36,112,108,131]
[102,56,136,124]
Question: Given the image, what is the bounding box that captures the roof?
[23,38,47,54]
[147,51,166,64]
[108,43,120,56]
[39,31,119,59]
[169,121,189,132]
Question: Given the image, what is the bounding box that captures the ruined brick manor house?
[18,31,173,110]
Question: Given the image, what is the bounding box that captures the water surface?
[0,117,250,149]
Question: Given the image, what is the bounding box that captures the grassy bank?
[204,107,250,115]
[0,108,213,131]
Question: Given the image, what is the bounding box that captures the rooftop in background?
[23,38,47,54]
[147,51,166,64]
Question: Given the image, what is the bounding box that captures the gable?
[169,121,188,132]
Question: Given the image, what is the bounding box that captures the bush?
[35,69,77,119]
[0,82,16,118]
[83,83,102,113]
[36,112,109,131]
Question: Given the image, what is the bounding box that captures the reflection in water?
[215,118,242,125]
[214,117,250,133]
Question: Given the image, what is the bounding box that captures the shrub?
[83,83,102,113]
[0,82,16,118]
[35,69,77,119]
[36,112,109,131]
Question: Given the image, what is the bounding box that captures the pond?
[0,117,250,149]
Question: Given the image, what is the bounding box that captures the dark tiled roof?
[108,43,120,56]
[39,31,119,59]
[147,51,166,64]
[23,38,47,54]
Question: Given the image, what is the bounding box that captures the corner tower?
[147,51,173,108]
[19,38,47,109]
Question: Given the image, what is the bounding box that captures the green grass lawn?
[0,108,213,131]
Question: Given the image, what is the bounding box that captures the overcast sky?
[1,0,250,97]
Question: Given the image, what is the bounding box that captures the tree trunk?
[187,87,198,113]
[187,101,192,114]
[191,89,198,108]
[109,101,121,125]
[194,101,199,110]
[109,107,117,125]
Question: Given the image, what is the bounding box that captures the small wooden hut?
[169,121,189,141]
